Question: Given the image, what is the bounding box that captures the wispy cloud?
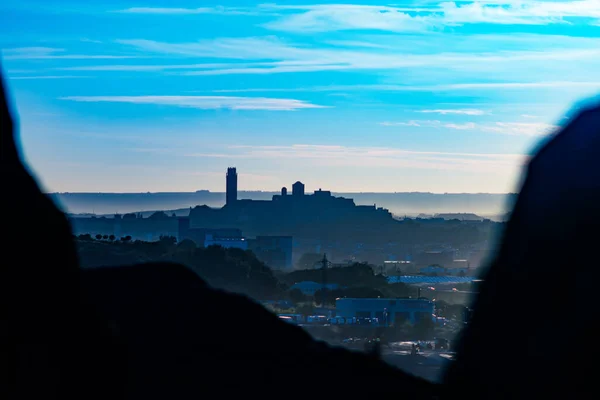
[262,2,600,33]
[381,119,558,135]
[10,75,91,80]
[2,47,138,60]
[116,7,216,14]
[380,120,423,127]
[429,81,600,90]
[482,122,559,136]
[57,63,249,72]
[114,6,265,16]
[380,120,478,131]
[115,36,600,77]
[445,122,478,130]
[111,2,600,31]
[263,5,430,33]
[59,95,328,111]
[210,81,600,93]
[79,38,103,43]
[418,109,486,115]
[186,143,528,173]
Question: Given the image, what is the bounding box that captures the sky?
[2,0,600,194]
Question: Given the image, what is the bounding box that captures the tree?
[282,262,386,289]
[102,235,109,240]
[381,283,410,298]
[109,234,115,241]
[75,237,282,300]
[296,303,314,317]
[288,288,307,304]
[412,317,435,340]
[95,234,102,240]
[177,239,196,252]
[296,252,323,269]
[314,288,335,306]
[148,211,168,220]
[159,235,177,246]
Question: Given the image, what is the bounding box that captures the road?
[333,338,454,382]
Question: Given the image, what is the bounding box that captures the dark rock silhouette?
[444,105,599,398]
[2,70,126,399]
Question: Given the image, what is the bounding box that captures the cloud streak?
[115,35,600,77]
[116,7,217,15]
[10,75,91,80]
[482,122,559,136]
[381,119,559,136]
[185,143,528,173]
[114,6,266,16]
[262,1,600,33]
[210,81,600,93]
[418,109,486,115]
[2,47,138,60]
[59,95,328,111]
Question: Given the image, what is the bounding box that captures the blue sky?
[2,0,600,193]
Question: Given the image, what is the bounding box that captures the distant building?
[290,281,339,296]
[446,267,470,276]
[248,236,293,270]
[205,233,247,250]
[452,259,470,269]
[314,188,331,197]
[336,298,434,325]
[387,276,478,285]
[226,167,237,206]
[415,250,456,267]
[177,216,191,241]
[292,181,305,196]
[71,212,178,242]
[419,265,447,276]
[189,169,395,260]
[383,260,414,275]
[177,216,243,246]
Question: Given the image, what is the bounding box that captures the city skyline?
[2,1,600,193]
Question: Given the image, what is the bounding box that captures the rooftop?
[387,276,478,284]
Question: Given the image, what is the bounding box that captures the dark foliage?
[282,262,387,288]
[76,238,281,300]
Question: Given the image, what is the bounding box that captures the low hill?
[75,235,281,300]
[51,191,517,216]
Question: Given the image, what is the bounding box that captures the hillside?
[52,191,517,217]
[76,236,281,300]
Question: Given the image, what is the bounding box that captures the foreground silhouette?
[4,67,594,398]
[2,71,437,399]
[444,104,598,398]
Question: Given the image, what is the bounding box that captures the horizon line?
[47,190,518,195]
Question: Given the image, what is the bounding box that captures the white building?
[335,298,434,325]
[204,234,248,250]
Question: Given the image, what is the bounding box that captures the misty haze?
[53,190,516,220]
